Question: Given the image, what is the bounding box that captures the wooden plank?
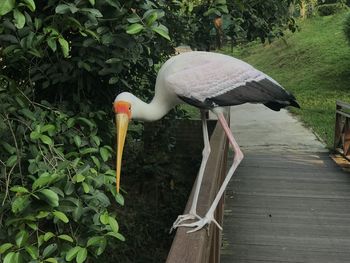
[336,110,350,119]
[221,152,350,263]
[336,100,350,111]
[167,116,228,263]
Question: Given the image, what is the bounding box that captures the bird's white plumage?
[162,51,274,102]
[116,51,294,121]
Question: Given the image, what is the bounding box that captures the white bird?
[113,51,300,233]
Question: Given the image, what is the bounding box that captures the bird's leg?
[180,111,244,233]
[170,110,211,232]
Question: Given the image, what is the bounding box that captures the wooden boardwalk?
[221,152,350,263]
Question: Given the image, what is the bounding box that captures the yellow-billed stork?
[113,51,300,233]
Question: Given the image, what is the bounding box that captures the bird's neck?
[133,95,178,122]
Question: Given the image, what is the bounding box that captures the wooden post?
[167,113,229,263]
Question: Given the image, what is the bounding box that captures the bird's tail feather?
[264,98,300,111]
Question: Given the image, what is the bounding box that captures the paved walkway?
[221,104,350,263]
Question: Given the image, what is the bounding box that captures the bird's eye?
[129,106,131,111]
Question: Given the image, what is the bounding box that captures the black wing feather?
[208,78,300,111]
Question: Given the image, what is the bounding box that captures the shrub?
[317,3,347,16]
[344,12,350,43]
[0,78,124,262]
[0,0,172,104]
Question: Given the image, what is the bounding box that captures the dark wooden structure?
[334,101,350,161]
[166,114,229,263]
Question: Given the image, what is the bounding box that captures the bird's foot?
[180,215,223,233]
[169,213,201,233]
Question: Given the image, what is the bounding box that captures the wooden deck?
[221,152,350,263]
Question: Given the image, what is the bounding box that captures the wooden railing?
[334,101,350,161]
[166,113,229,263]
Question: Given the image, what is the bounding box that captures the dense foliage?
[0,0,300,262]
[0,80,123,262]
[316,0,348,15]
[344,12,350,43]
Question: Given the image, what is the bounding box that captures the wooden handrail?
[166,113,229,263]
[334,100,350,160]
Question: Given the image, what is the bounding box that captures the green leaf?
[74,135,82,147]
[34,18,41,30]
[72,203,83,221]
[38,234,44,247]
[77,117,94,129]
[151,24,170,40]
[76,247,87,263]
[80,148,98,155]
[6,155,17,167]
[144,11,158,26]
[108,216,119,233]
[106,58,121,64]
[115,193,124,206]
[0,243,13,254]
[58,37,69,58]
[0,0,15,16]
[67,118,75,128]
[64,181,75,195]
[28,48,42,58]
[80,8,103,17]
[19,108,36,121]
[3,252,15,263]
[91,135,100,146]
[36,211,50,219]
[10,186,29,193]
[38,189,59,207]
[32,173,56,190]
[127,14,141,23]
[99,147,109,162]
[44,232,55,242]
[82,182,90,193]
[53,210,69,223]
[30,131,41,140]
[47,37,57,52]
[87,236,104,247]
[65,246,81,261]
[106,231,125,241]
[88,0,95,6]
[43,243,57,258]
[13,9,26,29]
[91,156,100,169]
[1,142,16,154]
[55,4,78,14]
[41,124,55,133]
[16,230,29,247]
[74,174,85,183]
[23,0,36,12]
[45,258,58,263]
[100,212,109,225]
[27,222,38,230]
[126,23,144,34]
[25,245,38,259]
[40,134,53,145]
[109,77,119,85]
[58,234,73,243]
[12,195,30,213]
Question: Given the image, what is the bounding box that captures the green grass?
[223,11,350,148]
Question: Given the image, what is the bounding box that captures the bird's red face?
[113,101,131,193]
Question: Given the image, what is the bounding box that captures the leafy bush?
[317,3,347,15]
[344,12,350,43]
[0,78,124,262]
[0,0,172,103]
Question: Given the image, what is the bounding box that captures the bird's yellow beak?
[114,101,131,193]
